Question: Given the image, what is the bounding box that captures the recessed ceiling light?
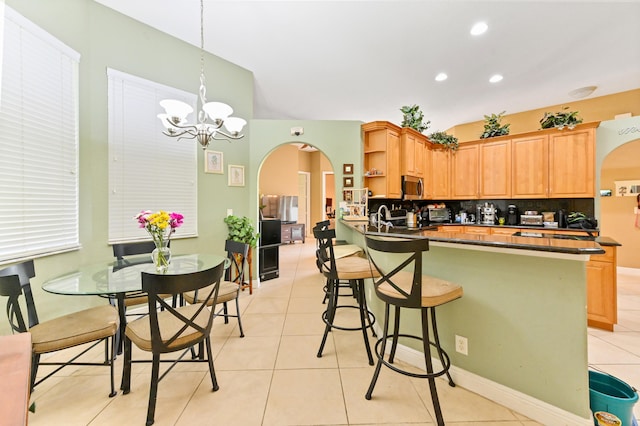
[568,85,597,99]
[470,22,488,36]
[435,73,448,82]
[489,74,503,83]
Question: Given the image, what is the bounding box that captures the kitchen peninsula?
[339,219,615,425]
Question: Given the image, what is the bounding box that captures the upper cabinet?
[511,135,549,198]
[450,143,480,199]
[480,139,512,199]
[400,128,426,178]
[363,121,402,199]
[548,127,595,198]
[430,145,451,199]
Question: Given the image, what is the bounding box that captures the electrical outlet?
[455,335,468,355]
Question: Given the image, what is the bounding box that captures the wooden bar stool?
[364,234,463,426]
[314,226,379,365]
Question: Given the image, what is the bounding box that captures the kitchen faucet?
[376,205,392,231]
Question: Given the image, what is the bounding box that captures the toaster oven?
[428,208,450,223]
[520,215,543,226]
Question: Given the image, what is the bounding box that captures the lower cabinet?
[281,223,305,244]
[587,246,617,331]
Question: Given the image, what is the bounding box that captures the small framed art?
[204,150,223,174]
[228,165,245,187]
[343,163,354,175]
[343,176,354,188]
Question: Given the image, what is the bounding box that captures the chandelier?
[157,0,246,149]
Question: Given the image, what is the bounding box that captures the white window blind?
[0,7,80,264]
[107,69,198,243]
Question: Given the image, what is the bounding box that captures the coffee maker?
[507,205,518,225]
[482,202,497,225]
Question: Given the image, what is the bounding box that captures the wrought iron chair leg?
[430,307,455,387]
[205,336,219,391]
[422,307,445,426]
[366,303,390,399]
[235,295,245,337]
[317,278,337,358]
[388,306,401,363]
[355,279,374,365]
[146,353,160,426]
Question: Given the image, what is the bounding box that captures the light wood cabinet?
[587,246,617,331]
[400,128,426,178]
[363,122,402,199]
[480,139,512,198]
[548,127,595,198]
[450,143,480,199]
[511,134,549,198]
[431,146,451,199]
[423,144,433,199]
[464,226,491,235]
[491,227,520,236]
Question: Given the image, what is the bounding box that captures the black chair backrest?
[113,241,158,260]
[364,235,430,308]
[313,227,338,280]
[0,274,28,333]
[142,261,225,354]
[0,260,38,328]
[224,240,249,284]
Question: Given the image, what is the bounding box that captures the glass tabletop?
[42,253,227,296]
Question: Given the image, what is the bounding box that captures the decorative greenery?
[400,105,430,133]
[224,215,259,248]
[480,111,510,139]
[539,107,583,130]
[428,131,459,151]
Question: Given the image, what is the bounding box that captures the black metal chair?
[364,235,463,426]
[0,260,119,396]
[183,239,247,338]
[121,261,225,426]
[314,226,378,365]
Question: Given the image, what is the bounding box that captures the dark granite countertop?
[340,220,614,255]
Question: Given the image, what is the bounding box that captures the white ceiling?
[95,0,640,132]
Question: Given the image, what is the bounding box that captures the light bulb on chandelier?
[157,0,246,149]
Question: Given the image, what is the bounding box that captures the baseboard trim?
[389,342,593,426]
[618,266,640,276]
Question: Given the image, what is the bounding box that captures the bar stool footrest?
[321,305,376,332]
[374,333,453,381]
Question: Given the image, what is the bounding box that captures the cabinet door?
[423,145,433,199]
[491,227,520,236]
[548,128,595,198]
[480,139,511,199]
[401,131,417,176]
[450,144,479,199]
[386,130,402,199]
[431,147,450,199]
[586,260,616,330]
[512,135,549,198]
[464,226,491,235]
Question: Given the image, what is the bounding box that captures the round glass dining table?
[42,253,227,354]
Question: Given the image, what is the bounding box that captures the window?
[0,7,80,264]
[107,69,198,243]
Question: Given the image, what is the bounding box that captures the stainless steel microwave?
[401,175,423,200]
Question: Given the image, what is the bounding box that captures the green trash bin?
[589,370,638,426]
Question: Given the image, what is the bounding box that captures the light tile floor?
[24,240,640,425]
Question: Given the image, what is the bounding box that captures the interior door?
[298,172,310,236]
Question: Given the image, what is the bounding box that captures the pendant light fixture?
[157,0,246,148]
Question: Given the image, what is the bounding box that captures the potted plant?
[224,215,260,247]
[428,130,459,152]
[480,111,510,139]
[224,215,260,294]
[400,104,431,133]
[539,107,583,130]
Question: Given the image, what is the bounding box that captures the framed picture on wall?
[343,163,353,175]
[228,165,245,187]
[204,150,223,174]
[343,176,354,188]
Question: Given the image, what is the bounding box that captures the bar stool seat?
[364,234,463,426]
[314,226,379,365]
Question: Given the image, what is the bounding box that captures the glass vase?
[151,240,171,273]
